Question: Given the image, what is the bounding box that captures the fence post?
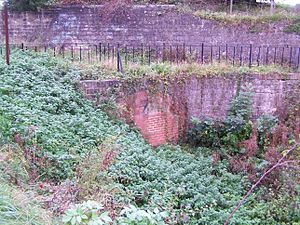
[201,43,204,64]
[99,43,102,62]
[239,46,243,66]
[141,43,143,64]
[112,45,115,64]
[289,47,293,67]
[210,45,213,64]
[176,45,179,64]
[257,46,261,66]
[117,45,124,75]
[218,45,221,63]
[79,46,82,62]
[281,47,285,66]
[183,43,186,62]
[71,46,74,62]
[297,47,300,70]
[107,43,110,61]
[273,47,277,64]
[249,44,252,68]
[148,45,151,65]
[163,43,166,62]
[233,46,236,66]
[266,46,269,65]
[125,45,128,65]
[132,46,135,63]
[95,45,98,60]
[4,2,10,65]
[226,44,228,63]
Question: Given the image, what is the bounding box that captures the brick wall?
[79,73,300,146]
[1,5,300,47]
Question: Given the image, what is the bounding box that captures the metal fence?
[2,43,300,71]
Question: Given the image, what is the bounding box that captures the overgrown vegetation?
[0,50,299,224]
[79,61,292,81]
[178,3,300,27]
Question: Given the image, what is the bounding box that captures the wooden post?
[4,1,10,65]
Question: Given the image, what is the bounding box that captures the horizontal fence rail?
[1,43,300,71]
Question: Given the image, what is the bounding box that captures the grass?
[77,60,293,81]
[285,19,300,35]
[0,181,53,225]
[178,3,300,26]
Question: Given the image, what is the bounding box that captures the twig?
[224,143,299,225]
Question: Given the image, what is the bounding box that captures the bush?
[257,114,278,154]
[188,84,254,151]
[0,50,133,181]
[0,181,53,224]
[62,200,112,225]
[8,0,54,11]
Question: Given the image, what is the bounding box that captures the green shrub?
[0,181,53,224]
[117,205,168,225]
[62,200,112,225]
[0,50,133,180]
[187,117,223,148]
[8,0,54,11]
[188,83,253,151]
[257,114,278,153]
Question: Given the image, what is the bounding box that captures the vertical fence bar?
[189,45,192,62]
[107,43,110,61]
[44,46,47,53]
[163,43,166,62]
[125,45,128,66]
[274,47,277,64]
[257,46,261,66]
[4,2,10,65]
[133,46,135,63]
[249,44,252,68]
[201,43,204,64]
[281,47,285,66]
[289,46,293,67]
[297,47,300,70]
[226,44,228,63]
[233,46,236,66]
[183,43,186,62]
[155,45,158,63]
[103,44,106,61]
[117,44,120,72]
[21,43,24,51]
[218,45,221,63]
[266,46,269,65]
[141,43,144,64]
[170,45,173,63]
[125,45,128,65]
[176,45,179,64]
[210,45,213,64]
[148,45,151,65]
[71,46,74,62]
[53,47,56,57]
[99,43,102,62]
[95,45,97,61]
[239,46,243,66]
[79,46,82,62]
[112,45,115,64]
[62,46,65,58]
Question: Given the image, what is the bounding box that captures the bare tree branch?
[224,143,300,225]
